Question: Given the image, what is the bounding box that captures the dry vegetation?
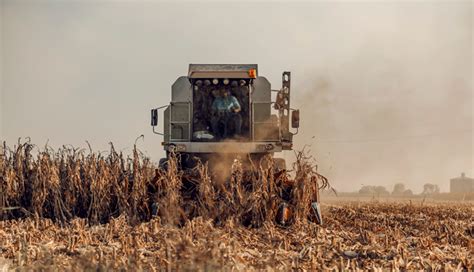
[0,140,324,226]
[0,140,473,271]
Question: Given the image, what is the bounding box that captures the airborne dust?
[1,2,472,192]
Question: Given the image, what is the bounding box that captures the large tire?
[158,158,168,171]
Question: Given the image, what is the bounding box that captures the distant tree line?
[359,185,390,196]
[358,183,440,196]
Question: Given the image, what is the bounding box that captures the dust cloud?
[1,1,472,193]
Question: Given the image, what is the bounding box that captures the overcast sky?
[0,0,472,192]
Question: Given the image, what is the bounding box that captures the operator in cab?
[211,89,242,139]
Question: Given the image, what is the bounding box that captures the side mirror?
[151,109,158,126]
[291,110,300,128]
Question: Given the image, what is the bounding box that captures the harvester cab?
[151,64,300,169]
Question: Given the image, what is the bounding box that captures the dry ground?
[1,200,472,271]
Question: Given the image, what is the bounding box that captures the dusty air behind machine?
[151,64,300,170]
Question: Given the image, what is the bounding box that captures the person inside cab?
[211,89,242,139]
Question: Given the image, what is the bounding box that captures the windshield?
[192,79,250,142]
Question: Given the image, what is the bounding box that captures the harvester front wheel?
[158,158,168,171]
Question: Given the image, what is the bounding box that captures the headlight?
[258,144,274,151]
[176,144,186,152]
[167,144,186,152]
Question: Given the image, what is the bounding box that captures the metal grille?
[170,102,191,141]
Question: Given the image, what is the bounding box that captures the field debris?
[0,140,472,270]
[0,202,472,270]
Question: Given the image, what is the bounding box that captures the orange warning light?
[248,69,257,78]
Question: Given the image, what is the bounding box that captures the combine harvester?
[151,64,322,225]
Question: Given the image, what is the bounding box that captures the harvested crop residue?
[0,202,472,271]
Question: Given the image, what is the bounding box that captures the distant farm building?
[450,173,474,193]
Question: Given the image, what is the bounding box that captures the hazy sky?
[1,0,472,192]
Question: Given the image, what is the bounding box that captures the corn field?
[0,140,324,226]
[0,140,472,271]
